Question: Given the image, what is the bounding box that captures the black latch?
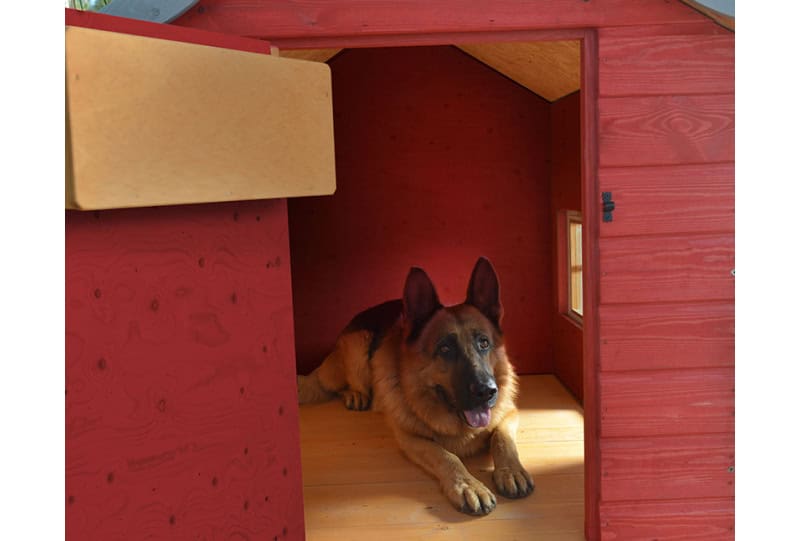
[602,192,615,222]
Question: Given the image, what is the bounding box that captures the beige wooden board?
[279,48,343,63]
[299,375,585,539]
[65,26,336,210]
[458,41,581,102]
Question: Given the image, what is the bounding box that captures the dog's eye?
[438,345,451,356]
[477,336,491,351]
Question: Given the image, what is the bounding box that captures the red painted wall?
[288,46,553,376]
[66,200,305,540]
[549,91,583,403]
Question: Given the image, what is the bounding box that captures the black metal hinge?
[602,192,615,222]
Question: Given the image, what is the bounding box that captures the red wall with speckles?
[65,200,304,540]
[289,46,554,376]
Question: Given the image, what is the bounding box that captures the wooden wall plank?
[599,302,734,371]
[600,499,734,540]
[598,94,734,167]
[598,163,734,237]
[601,434,734,501]
[66,200,305,540]
[174,0,706,40]
[599,34,734,96]
[599,233,734,304]
[550,91,583,401]
[599,368,734,438]
[598,20,732,39]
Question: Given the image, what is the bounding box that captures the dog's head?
[401,257,507,429]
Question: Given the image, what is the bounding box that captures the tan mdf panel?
[65,26,336,210]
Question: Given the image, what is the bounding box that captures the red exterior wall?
[288,46,554,376]
[595,21,735,540]
[550,91,583,403]
[65,201,305,540]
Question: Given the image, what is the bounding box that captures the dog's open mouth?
[462,406,491,428]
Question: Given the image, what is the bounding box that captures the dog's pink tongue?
[464,407,491,428]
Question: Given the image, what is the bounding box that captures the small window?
[568,214,583,317]
[559,210,583,325]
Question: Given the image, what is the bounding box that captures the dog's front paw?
[493,464,534,499]
[341,390,371,411]
[445,477,497,516]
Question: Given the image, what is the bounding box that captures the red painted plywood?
[598,163,734,238]
[66,7,272,55]
[174,0,706,41]
[601,433,734,501]
[550,91,583,402]
[599,301,734,371]
[598,34,734,97]
[66,200,304,540]
[600,499,734,540]
[599,94,734,167]
[599,367,734,438]
[288,46,554,376]
[599,233,734,305]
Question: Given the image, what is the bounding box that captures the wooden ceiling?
[278,41,581,102]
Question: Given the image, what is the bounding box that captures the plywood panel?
[289,46,554,376]
[458,41,580,101]
[280,48,342,62]
[598,34,734,96]
[600,499,734,540]
[599,233,734,304]
[599,302,734,371]
[601,433,734,501]
[65,200,304,540]
[598,94,734,166]
[599,368,734,438]
[174,1,706,40]
[66,25,335,209]
[598,163,734,237]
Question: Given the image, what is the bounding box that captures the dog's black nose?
[470,380,498,402]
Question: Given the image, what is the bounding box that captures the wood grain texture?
[600,499,734,540]
[599,34,734,97]
[599,367,734,438]
[280,48,342,62]
[288,46,554,376]
[173,0,706,39]
[458,41,580,102]
[300,375,585,540]
[66,23,334,210]
[580,30,602,541]
[599,302,734,371]
[598,163,734,237]
[599,233,734,304]
[66,200,304,540]
[600,433,734,501]
[681,0,735,31]
[598,94,734,167]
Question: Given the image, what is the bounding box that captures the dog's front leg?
[490,408,535,498]
[394,431,496,515]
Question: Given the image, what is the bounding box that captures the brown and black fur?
[297,257,534,515]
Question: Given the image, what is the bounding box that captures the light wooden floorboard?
[299,374,585,540]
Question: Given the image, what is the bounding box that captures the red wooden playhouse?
[65,1,734,539]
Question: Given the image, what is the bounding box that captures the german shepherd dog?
[297,257,534,515]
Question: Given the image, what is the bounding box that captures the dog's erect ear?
[466,257,503,329]
[403,267,442,342]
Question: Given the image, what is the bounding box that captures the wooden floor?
[299,375,585,540]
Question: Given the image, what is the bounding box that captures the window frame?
[558,209,584,327]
